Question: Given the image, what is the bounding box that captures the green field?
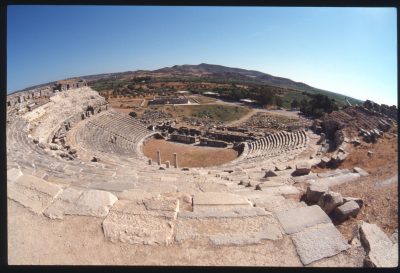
[154,104,251,122]
[190,105,250,121]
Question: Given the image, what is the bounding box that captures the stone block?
[359,222,398,267]
[291,223,350,265]
[117,189,157,201]
[175,207,281,245]
[68,190,118,217]
[309,173,361,189]
[7,174,63,215]
[102,199,178,245]
[317,191,343,215]
[43,187,83,219]
[343,197,364,208]
[7,168,23,183]
[293,162,312,176]
[306,184,328,204]
[331,200,360,223]
[193,192,251,212]
[276,205,332,235]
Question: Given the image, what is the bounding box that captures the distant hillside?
[12,63,364,106]
[154,63,363,105]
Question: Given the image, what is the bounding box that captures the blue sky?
[7,6,397,105]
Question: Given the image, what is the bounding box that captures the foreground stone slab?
[276,205,331,235]
[72,190,118,217]
[44,188,118,219]
[257,184,300,195]
[103,198,179,245]
[175,207,282,245]
[90,181,136,192]
[117,189,158,201]
[359,222,398,267]
[193,192,251,212]
[291,223,350,265]
[7,174,63,214]
[43,187,83,219]
[7,168,23,183]
[309,173,361,188]
[251,195,305,213]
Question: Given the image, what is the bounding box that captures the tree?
[275,96,283,107]
[291,99,299,109]
[129,111,137,118]
[259,90,275,105]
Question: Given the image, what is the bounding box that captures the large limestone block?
[175,207,282,245]
[117,189,158,201]
[44,187,83,219]
[309,173,361,188]
[291,223,350,265]
[331,200,360,224]
[359,222,398,267]
[7,168,23,183]
[90,182,136,192]
[208,223,282,246]
[102,198,179,245]
[251,195,303,213]
[276,205,331,235]
[291,173,318,183]
[257,185,300,195]
[293,162,312,176]
[317,191,343,215]
[70,190,118,217]
[193,192,251,212]
[306,184,328,204]
[7,174,63,214]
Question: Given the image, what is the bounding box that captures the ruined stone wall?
[207,130,256,142]
[199,137,228,148]
[170,134,197,144]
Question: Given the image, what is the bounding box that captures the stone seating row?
[88,111,151,143]
[245,130,307,160]
[7,117,147,187]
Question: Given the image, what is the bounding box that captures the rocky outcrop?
[359,222,398,267]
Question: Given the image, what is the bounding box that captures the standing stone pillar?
[165,161,170,168]
[148,159,152,165]
[156,150,161,165]
[173,153,178,168]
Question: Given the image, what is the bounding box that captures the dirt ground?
[315,132,398,241]
[142,139,238,167]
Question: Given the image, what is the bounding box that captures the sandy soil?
[142,139,238,167]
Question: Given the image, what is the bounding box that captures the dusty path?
[225,108,300,127]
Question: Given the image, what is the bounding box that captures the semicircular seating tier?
[73,110,158,163]
[220,130,309,168]
[6,87,167,191]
